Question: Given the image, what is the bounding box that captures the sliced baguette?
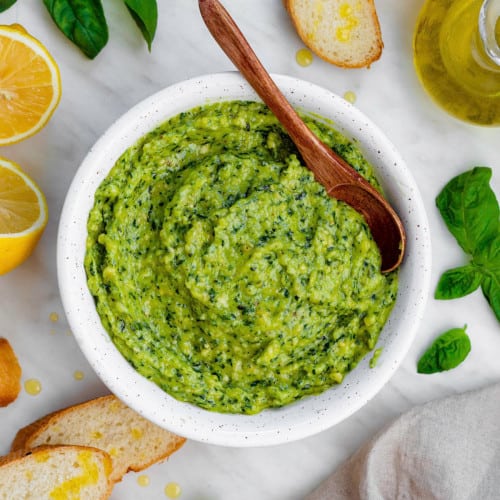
[11,395,186,483]
[285,0,383,68]
[0,338,21,407]
[0,445,113,500]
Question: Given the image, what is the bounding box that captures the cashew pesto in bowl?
[84,100,398,415]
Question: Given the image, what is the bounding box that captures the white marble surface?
[1,1,499,499]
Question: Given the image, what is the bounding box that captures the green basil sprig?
[0,0,17,13]
[435,167,500,321]
[417,325,471,374]
[42,0,158,59]
[43,0,109,59]
[124,0,158,51]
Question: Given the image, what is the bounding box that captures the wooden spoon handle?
[199,0,366,190]
[198,0,323,154]
[199,0,406,272]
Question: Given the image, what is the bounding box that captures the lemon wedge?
[0,24,61,145]
[0,157,48,274]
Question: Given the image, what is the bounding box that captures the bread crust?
[284,0,383,68]
[11,394,186,483]
[0,338,21,407]
[10,411,54,451]
[0,444,110,468]
[0,445,114,500]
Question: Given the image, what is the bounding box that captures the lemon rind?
[0,157,48,238]
[0,25,62,146]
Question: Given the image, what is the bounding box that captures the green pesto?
[85,101,398,415]
[369,347,383,368]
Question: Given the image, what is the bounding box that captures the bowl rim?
[57,71,432,447]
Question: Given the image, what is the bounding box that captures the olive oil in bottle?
[413,0,500,125]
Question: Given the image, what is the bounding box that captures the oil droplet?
[24,378,42,396]
[137,475,150,487]
[49,312,59,323]
[343,90,357,104]
[164,482,182,498]
[73,370,84,381]
[130,428,143,439]
[335,27,351,42]
[339,3,352,18]
[295,48,313,67]
[335,3,359,42]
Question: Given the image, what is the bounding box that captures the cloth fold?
[306,383,500,500]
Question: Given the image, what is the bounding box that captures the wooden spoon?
[198,0,406,273]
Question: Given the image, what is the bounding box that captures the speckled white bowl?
[57,72,431,447]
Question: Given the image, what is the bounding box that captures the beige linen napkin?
[306,383,500,500]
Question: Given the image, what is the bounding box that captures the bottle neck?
[479,0,500,65]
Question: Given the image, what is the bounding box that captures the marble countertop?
[1,1,499,498]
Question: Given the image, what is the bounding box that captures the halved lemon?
[0,24,61,145]
[0,157,48,275]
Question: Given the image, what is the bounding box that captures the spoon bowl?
[199,0,406,272]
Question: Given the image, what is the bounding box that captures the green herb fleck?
[369,347,382,368]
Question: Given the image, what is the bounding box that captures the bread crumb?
[0,338,22,406]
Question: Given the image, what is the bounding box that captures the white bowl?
[57,72,431,447]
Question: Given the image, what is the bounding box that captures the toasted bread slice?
[0,445,113,500]
[11,395,186,483]
[0,338,21,407]
[285,0,383,68]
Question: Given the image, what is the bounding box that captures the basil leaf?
[475,233,500,269]
[417,326,471,374]
[124,0,157,51]
[43,0,109,59]
[436,167,499,255]
[435,264,482,300]
[481,273,500,322]
[0,0,17,13]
